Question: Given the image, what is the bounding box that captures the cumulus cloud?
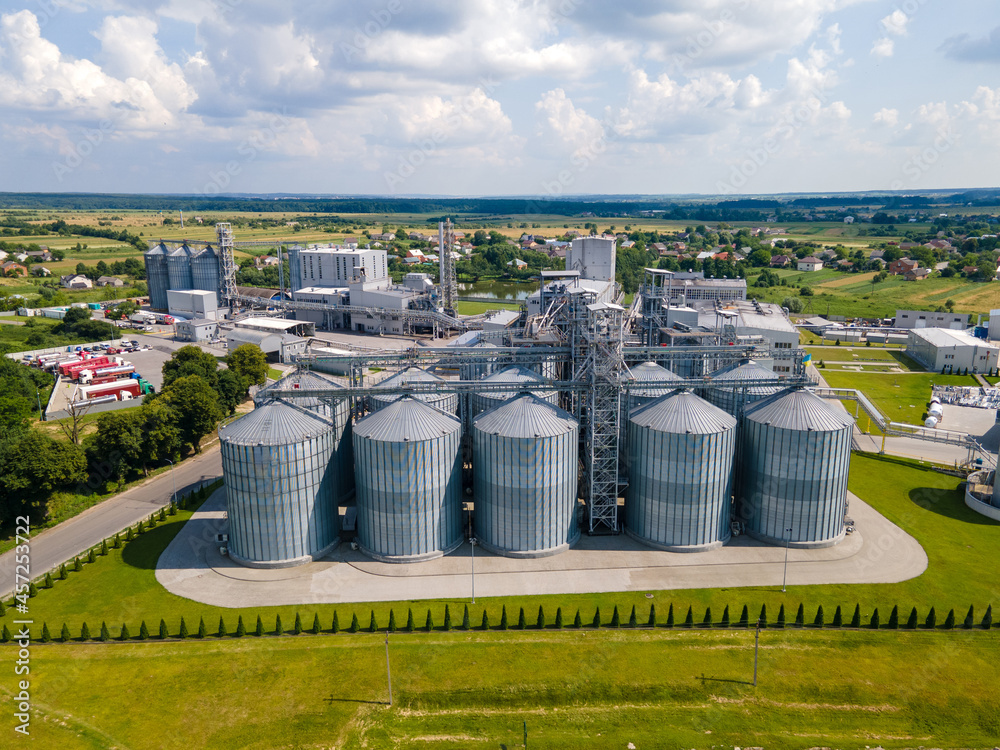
[873,108,899,127]
[871,37,894,57]
[880,9,910,36]
[535,88,606,157]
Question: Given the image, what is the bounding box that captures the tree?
[218,616,228,638]
[573,609,582,628]
[555,607,563,629]
[517,607,526,629]
[702,607,712,628]
[226,344,268,394]
[160,619,169,639]
[162,345,220,390]
[814,606,825,627]
[721,605,730,627]
[647,605,656,628]
[90,410,143,486]
[236,616,246,637]
[255,616,264,636]
[850,605,861,628]
[832,605,842,627]
[369,610,378,633]
[461,606,470,630]
[983,605,993,630]
[40,623,51,643]
[538,606,547,629]
[482,610,490,630]
[426,609,435,631]
[665,604,674,628]
[963,606,974,629]
[782,296,804,313]
[799,286,813,296]
[80,622,90,641]
[758,604,767,628]
[158,375,223,452]
[197,617,207,638]
[99,622,110,642]
[294,612,303,635]
[60,623,71,642]
[139,620,149,640]
[925,607,936,629]
[943,609,955,629]
[611,606,620,628]
[216,369,244,416]
[888,606,899,629]
[794,603,804,627]
[405,609,414,632]
[683,606,694,627]
[275,614,284,635]
[0,429,86,524]
[870,608,880,629]
[137,399,180,472]
[332,612,340,634]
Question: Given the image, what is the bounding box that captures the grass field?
[4,628,998,749]
[454,299,522,315]
[807,346,922,372]
[819,370,979,420]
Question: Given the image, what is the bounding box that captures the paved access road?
[0,445,222,598]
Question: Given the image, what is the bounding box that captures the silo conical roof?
[709,359,781,395]
[354,396,459,441]
[146,242,168,255]
[220,399,333,446]
[477,365,556,400]
[626,360,683,399]
[261,368,343,409]
[743,388,853,431]
[630,390,736,434]
[474,393,577,438]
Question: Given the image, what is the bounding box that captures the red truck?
[60,356,112,378]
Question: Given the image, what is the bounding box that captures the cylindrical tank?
[190,246,220,294]
[369,366,457,414]
[144,243,170,310]
[705,359,783,417]
[473,393,579,557]
[460,341,499,381]
[166,244,193,292]
[260,368,354,501]
[220,400,339,568]
[625,391,737,551]
[924,416,938,428]
[928,402,944,418]
[736,388,853,548]
[353,396,463,562]
[470,364,559,418]
[624,360,683,411]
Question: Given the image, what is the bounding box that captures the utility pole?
[753,618,761,687]
[385,631,393,707]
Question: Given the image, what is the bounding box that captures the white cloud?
[880,9,909,36]
[535,88,606,157]
[871,37,894,57]
[873,108,899,127]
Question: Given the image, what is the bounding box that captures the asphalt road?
[0,445,222,598]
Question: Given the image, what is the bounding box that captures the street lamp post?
[469,537,477,604]
[165,458,177,508]
[781,527,793,593]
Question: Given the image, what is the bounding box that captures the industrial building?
[894,309,969,330]
[906,328,1000,373]
[145,241,222,311]
[288,244,388,288]
[167,289,220,321]
[226,328,307,361]
[176,319,220,342]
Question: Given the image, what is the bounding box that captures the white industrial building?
[527,237,618,316]
[694,300,799,371]
[565,236,616,282]
[234,316,315,338]
[167,289,220,321]
[906,328,1000,373]
[226,328,308,361]
[288,244,388,288]
[894,309,968,330]
[176,319,220,342]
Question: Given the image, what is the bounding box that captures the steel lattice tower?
[438,219,458,315]
[217,222,238,305]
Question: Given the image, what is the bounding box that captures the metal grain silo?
[353,396,463,562]
[625,391,737,551]
[737,388,853,548]
[624,361,683,411]
[460,341,499,381]
[144,243,170,310]
[369,366,458,414]
[190,245,220,294]
[166,244,194,292]
[705,359,783,417]
[220,400,339,568]
[260,369,354,501]
[471,365,559,418]
[472,393,579,557]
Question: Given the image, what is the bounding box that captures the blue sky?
[0,0,997,197]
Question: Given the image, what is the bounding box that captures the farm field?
[818,370,979,420]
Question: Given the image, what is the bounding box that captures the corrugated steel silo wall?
[222,431,339,565]
[472,425,579,556]
[625,421,735,549]
[145,254,169,310]
[353,428,462,560]
[167,253,193,292]
[704,387,771,417]
[302,395,355,501]
[737,421,852,546]
[191,249,220,294]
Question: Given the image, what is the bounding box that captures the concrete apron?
[156,489,927,608]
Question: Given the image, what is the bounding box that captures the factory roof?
[694,299,797,334]
[909,327,999,349]
[220,399,332,446]
[226,329,275,346]
[234,317,303,332]
[176,318,218,329]
[482,309,520,327]
[744,388,853,431]
[353,396,459,441]
[473,393,577,437]
[630,390,736,434]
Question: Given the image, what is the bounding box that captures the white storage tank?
[471,364,559,418]
[736,388,853,548]
[369,366,458,414]
[353,396,463,562]
[625,391,737,551]
[472,393,579,557]
[220,400,339,568]
[623,361,684,411]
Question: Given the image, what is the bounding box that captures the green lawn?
[454,299,522,315]
[819,370,979,420]
[5,628,998,749]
